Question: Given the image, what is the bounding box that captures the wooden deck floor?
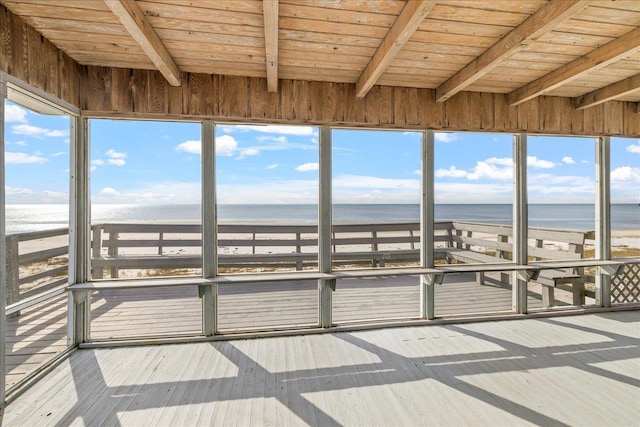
[3,311,639,426]
[5,272,577,389]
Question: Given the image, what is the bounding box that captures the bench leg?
[572,280,585,306]
[476,272,484,286]
[542,286,554,308]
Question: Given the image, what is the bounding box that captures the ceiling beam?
[436,0,592,102]
[575,74,640,110]
[509,27,640,106]
[104,0,181,86]
[263,0,279,92]
[355,0,435,98]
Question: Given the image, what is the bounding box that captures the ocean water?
[5,204,639,234]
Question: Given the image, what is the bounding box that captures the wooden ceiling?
[2,0,640,109]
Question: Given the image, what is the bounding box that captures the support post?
[68,116,91,345]
[5,235,19,306]
[202,121,218,335]
[318,126,333,327]
[595,136,611,307]
[0,75,7,410]
[420,130,435,319]
[512,133,528,314]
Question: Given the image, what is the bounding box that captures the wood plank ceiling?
[1,0,639,108]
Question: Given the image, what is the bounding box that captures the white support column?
[68,116,91,345]
[420,130,435,319]
[318,126,333,328]
[202,121,218,335]
[512,133,528,314]
[595,136,611,307]
[1,76,8,409]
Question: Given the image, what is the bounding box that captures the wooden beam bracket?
[575,74,640,110]
[356,0,435,98]
[104,0,181,86]
[436,0,593,102]
[509,27,640,106]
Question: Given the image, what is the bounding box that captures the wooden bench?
[443,221,595,306]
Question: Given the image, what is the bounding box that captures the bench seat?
[445,248,585,307]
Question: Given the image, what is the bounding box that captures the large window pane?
[331,130,421,323]
[433,132,514,315]
[332,129,421,271]
[216,124,319,275]
[4,97,70,387]
[610,137,640,259]
[89,119,201,280]
[527,136,595,307]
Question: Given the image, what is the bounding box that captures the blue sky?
[4,99,640,205]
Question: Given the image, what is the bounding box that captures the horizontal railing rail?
[5,227,69,305]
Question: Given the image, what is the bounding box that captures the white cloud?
[238,148,260,158]
[257,136,287,143]
[435,133,459,143]
[6,151,48,164]
[296,162,319,172]
[13,141,27,146]
[435,182,512,204]
[333,174,420,190]
[627,142,640,154]
[5,104,27,123]
[175,140,201,155]
[435,166,468,178]
[42,190,68,203]
[217,135,239,156]
[485,157,512,167]
[527,156,556,169]
[50,152,67,157]
[100,187,121,196]
[223,125,317,136]
[105,149,127,159]
[104,149,127,166]
[5,186,34,197]
[611,166,640,183]
[581,159,589,164]
[93,182,201,204]
[91,159,105,166]
[11,124,68,138]
[562,156,575,164]
[266,163,279,169]
[107,158,126,166]
[467,161,512,181]
[218,180,318,204]
[413,169,421,175]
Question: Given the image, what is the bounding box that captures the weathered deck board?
[5,273,572,388]
[4,311,639,426]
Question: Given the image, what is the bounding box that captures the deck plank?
[5,311,638,426]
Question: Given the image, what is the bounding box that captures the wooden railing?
[6,222,596,304]
[5,228,69,305]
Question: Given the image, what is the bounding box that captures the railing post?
[512,133,528,314]
[5,235,19,306]
[318,126,333,328]
[595,136,611,307]
[420,130,435,320]
[91,225,103,279]
[107,231,119,278]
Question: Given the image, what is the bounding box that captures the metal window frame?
[595,136,611,307]
[0,71,81,406]
[513,133,528,314]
